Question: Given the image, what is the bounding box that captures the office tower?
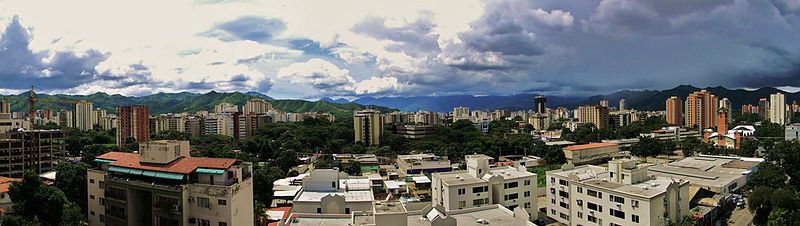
[666,96,683,126]
[619,99,626,111]
[354,109,383,146]
[719,98,732,125]
[453,106,470,121]
[758,98,770,119]
[74,100,94,130]
[685,90,719,129]
[576,105,610,129]
[0,130,65,176]
[214,103,238,113]
[185,116,205,136]
[600,100,609,107]
[243,98,272,115]
[534,96,547,113]
[116,105,149,146]
[770,93,787,125]
[87,140,253,226]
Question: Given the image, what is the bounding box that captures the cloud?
[205,16,287,43]
[277,59,357,94]
[0,16,110,90]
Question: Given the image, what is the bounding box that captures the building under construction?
[0,130,65,177]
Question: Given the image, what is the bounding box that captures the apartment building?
[354,109,383,146]
[576,105,610,129]
[292,168,375,214]
[685,90,719,129]
[648,155,762,194]
[640,126,701,142]
[116,105,149,146]
[87,140,254,226]
[0,113,28,132]
[74,100,94,130]
[431,154,538,221]
[394,125,435,139]
[0,130,65,176]
[546,159,690,226]
[243,98,272,115]
[396,154,451,178]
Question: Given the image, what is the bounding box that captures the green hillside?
[0,91,391,118]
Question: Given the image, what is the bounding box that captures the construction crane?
[27,85,81,126]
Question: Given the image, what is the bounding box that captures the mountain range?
[0,91,389,118]
[341,85,799,112]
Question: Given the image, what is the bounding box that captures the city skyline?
[1,0,800,100]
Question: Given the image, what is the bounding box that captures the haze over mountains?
[1,85,796,115]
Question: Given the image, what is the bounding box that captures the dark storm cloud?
[0,16,109,90]
[204,16,286,43]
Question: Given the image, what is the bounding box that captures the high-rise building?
[599,100,609,107]
[758,98,770,119]
[619,99,626,111]
[214,103,239,113]
[243,98,272,115]
[453,106,470,121]
[74,100,94,130]
[685,90,719,129]
[576,105,610,129]
[58,109,73,128]
[770,93,787,125]
[116,105,149,146]
[719,98,732,125]
[87,140,254,226]
[665,96,683,126]
[0,99,9,114]
[0,130,65,177]
[185,116,205,137]
[534,96,547,113]
[354,109,383,146]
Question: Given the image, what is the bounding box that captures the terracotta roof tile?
[564,142,618,151]
[97,152,238,174]
[0,177,19,193]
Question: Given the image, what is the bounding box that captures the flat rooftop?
[436,171,487,186]
[284,215,351,226]
[407,205,531,226]
[564,142,617,151]
[583,177,686,198]
[488,166,536,180]
[295,190,375,202]
[547,165,608,180]
[647,155,762,191]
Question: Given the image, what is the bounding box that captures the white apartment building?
[546,159,690,226]
[770,93,788,125]
[431,154,538,221]
[292,169,375,214]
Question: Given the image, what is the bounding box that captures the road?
[727,200,754,226]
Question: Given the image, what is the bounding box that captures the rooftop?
[294,190,375,202]
[97,152,237,174]
[407,205,532,226]
[563,142,618,151]
[647,155,762,192]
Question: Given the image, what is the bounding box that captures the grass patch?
[528,164,562,187]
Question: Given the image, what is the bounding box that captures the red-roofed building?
[87,140,253,226]
[0,176,20,212]
[562,142,620,165]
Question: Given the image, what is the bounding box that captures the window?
[504,193,518,201]
[317,208,322,213]
[219,223,228,226]
[610,172,614,178]
[587,202,602,212]
[90,179,95,184]
[560,212,570,220]
[472,198,488,206]
[524,180,531,186]
[472,186,488,193]
[559,179,568,186]
[218,199,227,206]
[632,214,640,223]
[99,214,104,223]
[90,195,95,200]
[559,190,569,198]
[587,189,599,198]
[90,211,95,216]
[524,191,531,197]
[551,198,555,204]
[550,188,556,194]
[610,223,622,226]
[551,209,556,215]
[524,202,531,208]
[576,199,583,206]
[197,197,211,208]
[550,177,555,183]
[459,201,466,208]
[559,201,569,209]
[577,187,583,193]
[99,181,105,189]
[198,219,211,226]
[610,209,625,219]
[332,182,336,188]
[578,211,583,219]
[621,174,626,180]
[632,200,639,208]
[504,182,519,189]
[458,188,466,195]
[345,208,350,214]
[588,215,597,223]
[610,195,625,204]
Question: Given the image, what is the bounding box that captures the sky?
[0,0,799,99]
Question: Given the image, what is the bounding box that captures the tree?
[252,165,285,207]
[766,140,800,189]
[1,216,41,226]
[737,138,759,157]
[630,136,662,160]
[80,144,117,165]
[54,163,88,214]
[59,202,84,226]
[750,186,775,225]
[747,163,787,189]
[9,171,71,226]
[343,161,362,176]
[276,149,299,173]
